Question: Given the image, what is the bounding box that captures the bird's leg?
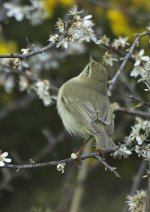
[95,145,105,159]
[75,136,92,164]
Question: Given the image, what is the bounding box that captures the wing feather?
[62,86,114,137]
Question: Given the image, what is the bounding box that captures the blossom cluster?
[131,49,150,91]
[49,6,97,49]
[34,80,51,106]
[127,190,146,212]
[4,0,47,25]
[0,42,85,105]
[49,5,129,69]
[99,36,129,66]
[113,117,150,159]
[48,6,130,68]
[18,76,52,107]
[127,117,150,159]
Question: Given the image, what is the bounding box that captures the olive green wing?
[62,88,114,137]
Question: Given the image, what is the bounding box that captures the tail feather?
[94,131,116,149]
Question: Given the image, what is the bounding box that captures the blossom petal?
[4,158,12,163]
[139,49,144,56]
[134,60,140,66]
[0,161,5,166]
[2,152,8,157]
[141,56,149,62]
[84,15,92,20]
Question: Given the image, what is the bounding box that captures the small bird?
[57,58,115,152]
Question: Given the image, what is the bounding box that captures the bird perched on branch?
[57,58,115,154]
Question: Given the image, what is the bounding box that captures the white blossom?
[125,118,150,159]
[56,163,65,173]
[55,18,64,33]
[49,34,59,43]
[4,0,47,25]
[56,38,69,49]
[102,52,118,66]
[127,190,146,212]
[133,49,149,66]
[19,76,29,91]
[4,3,25,21]
[21,48,30,54]
[96,35,110,46]
[83,15,93,27]
[49,7,97,48]
[130,66,145,78]
[0,152,12,167]
[112,37,129,49]
[4,75,15,93]
[68,14,96,43]
[66,43,86,54]
[26,0,47,25]
[113,145,132,158]
[71,153,77,159]
[34,80,51,106]
[68,6,83,16]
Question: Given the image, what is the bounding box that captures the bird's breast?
[57,85,80,136]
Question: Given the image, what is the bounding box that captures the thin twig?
[2,153,99,169]
[108,31,150,94]
[1,143,127,170]
[1,146,121,178]
[0,43,56,59]
[115,107,150,119]
[94,155,121,177]
[126,95,150,108]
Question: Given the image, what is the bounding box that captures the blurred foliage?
[0,0,150,212]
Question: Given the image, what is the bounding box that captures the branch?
[1,147,121,177]
[0,43,56,59]
[108,31,150,94]
[115,107,150,119]
[126,95,150,108]
[2,153,99,169]
[94,155,121,177]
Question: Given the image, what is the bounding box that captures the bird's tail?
[94,131,116,149]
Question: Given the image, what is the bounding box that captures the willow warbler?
[57,58,115,150]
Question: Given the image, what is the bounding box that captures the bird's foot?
[95,147,105,159]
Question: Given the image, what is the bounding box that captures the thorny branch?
[1,146,122,177]
[94,155,120,177]
[0,42,56,59]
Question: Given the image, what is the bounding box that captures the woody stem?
[76,136,92,156]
